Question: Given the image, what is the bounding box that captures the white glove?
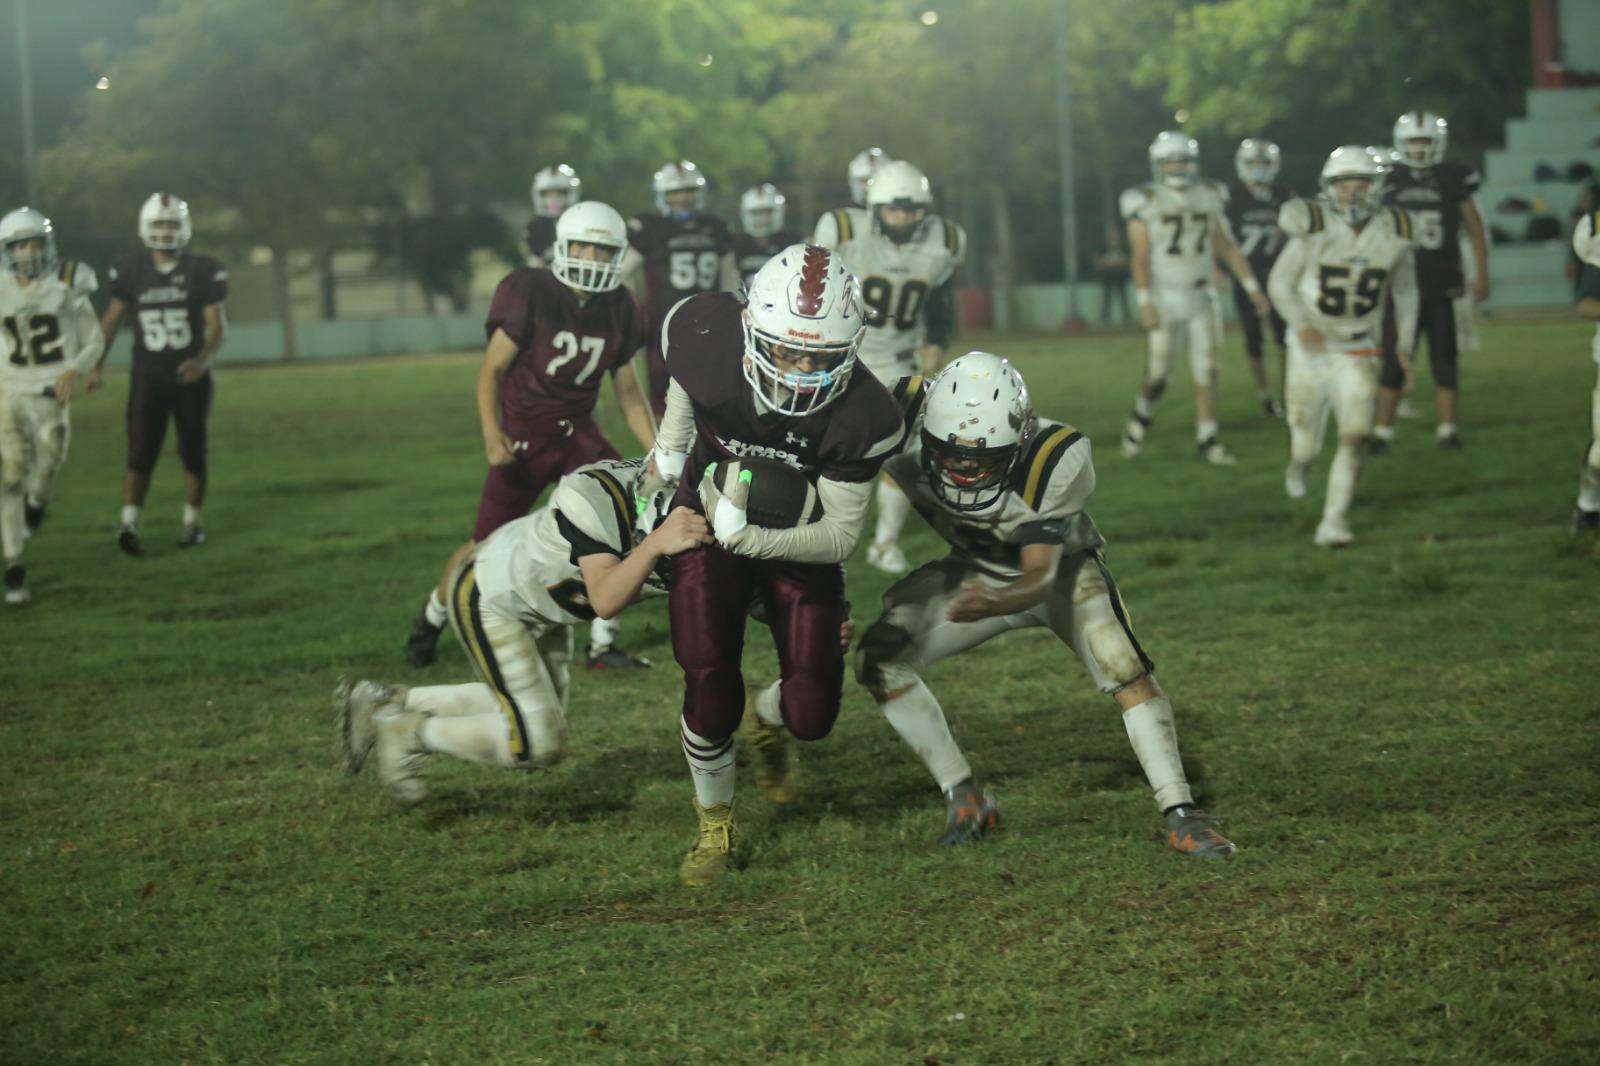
[698,463,750,543]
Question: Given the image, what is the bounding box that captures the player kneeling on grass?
[1270,147,1418,549]
[852,353,1237,859]
[339,458,709,804]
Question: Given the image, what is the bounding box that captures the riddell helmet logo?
[786,328,822,340]
[794,245,830,316]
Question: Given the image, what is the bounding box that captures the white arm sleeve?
[69,293,106,375]
[1268,237,1311,334]
[719,250,742,292]
[1389,246,1420,353]
[722,475,872,563]
[655,379,695,457]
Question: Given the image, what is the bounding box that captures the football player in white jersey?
[809,147,890,276]
[1120,132,1271,465]
[851,353,1237,860]
[1269,147,1418,548]
[814,160,967,573]
[340,459,712,804]
[1571,211,1600,533]
[0,208,104,604]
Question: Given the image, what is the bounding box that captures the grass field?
[3,317,1597,1065]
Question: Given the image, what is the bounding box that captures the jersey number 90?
[860,276,929,332]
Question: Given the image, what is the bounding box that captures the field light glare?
[920,10,939,25]
[699,54,714,67]
[96,76,110,90]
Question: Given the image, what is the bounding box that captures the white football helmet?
[139,192,192,251]
[1320,146,1386,226]
[1235,139,1281,185]
[740,183,786,239]
[1574,212,1600,269]
[920,352,1035,514]
[1393,111,1447,169]
[742,244,865,416]
[848,147,891,207]
[1365,145,1403,175]
[1150,131,1200,189]
[531,164,581,218]
[551,201,628,293]
[653,160,707,215]
[867,160,932,244]
[0,207,57,279]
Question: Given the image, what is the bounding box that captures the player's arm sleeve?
[718,249,741,292]
[1267,238,1311,333]
[68,293,106,374]
[1389,246,1420,351]
[105,260,135,303]
[204,260,230,304]
[655,379,695,455]
[724,475,873,563]
[484,270,536,346]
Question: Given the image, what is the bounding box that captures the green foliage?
[3,318,1595,1063]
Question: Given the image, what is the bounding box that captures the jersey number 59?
[1316,266,1388,317]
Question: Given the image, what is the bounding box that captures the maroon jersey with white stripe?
[107,252,228,364]
[486,267,648,432]
[664,291,903,513]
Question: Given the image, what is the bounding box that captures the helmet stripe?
[795,246,830,315]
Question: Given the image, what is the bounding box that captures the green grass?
[3,319,1596,1065]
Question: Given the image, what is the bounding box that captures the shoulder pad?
[1010,421,1085,511]
[1388,207,1413,242]
[890,373,929,428]
[552,462,638,556]
[832,208,856,244]
[1118,185,1152,220]
[939,217,967,263]
[1278,198,1323,238]
[58,259,99,294]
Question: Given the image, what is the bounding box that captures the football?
[707,456,823,529]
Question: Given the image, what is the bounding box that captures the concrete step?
[1525,87,1600,123]
[1505,118,1600,155]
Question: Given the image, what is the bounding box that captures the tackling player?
[1572,211,1600,533]
[402,201,657,672]
[0,208,104,604]
[852,353,1237,859]
[814,160,966,573]
[1271,147,1418,548]
[1369,111,1489,453]
[345,460,710,803]
[1120,132,1271,465]
[731,183,800,289]
[647,244,904,885]
[94,193,228,554]
[1223,138,1292,418]
[525,163,581,266]
[624,160,739,415]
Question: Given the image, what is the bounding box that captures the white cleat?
[866,539,908,574]
[1284,462,1308,500]
[1197,439,1238,466]
[374,705,430,806]
[1313,518,1354,549]
[336,677,405,774]
[1121,419,1146,459]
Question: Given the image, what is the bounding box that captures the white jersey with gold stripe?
[1269,200,1417,351]
[0,259,104,394]
[882,379,1103,579]
[471,458,665,627]
[812,207,966,381]
[1119,179,1229,298]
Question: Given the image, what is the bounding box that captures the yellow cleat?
[741,698,799,804]
[678,800,737,886]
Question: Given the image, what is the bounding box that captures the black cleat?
[586,645,652,671]
[1437,432,1465,452]
[177,524,206,548]
[3,564,29,605]
[118,524,143,556]
[1261,395,1286,420]
[1573,507,1600,534]
[23,501,45,536]
[1366,436,1391,457]
[403,612,443,667]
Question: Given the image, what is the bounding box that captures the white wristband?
[1135,288,1153,308]
[1241,277,1262,295]
[652,445,687,483]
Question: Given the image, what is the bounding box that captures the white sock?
[419,713,514,768]
[423,588,449,627]
[589,615,620,652]
[755,681,784,728]
[1121,696,1193,812]
[182,503,202,527]
[873,479,910,545]
[0,490,21,562]
[1323,442,1361,524]
[1133,395,1155,421]
[1579,442,1600,511]
[1436,422,1456,439]
[404,682,501,718]
[881,679,972,794]
[25,493,43,510]
[1196,419,1218,444]
[682,720,736,808]
[1372,424,1394,442]
[121,504,141,527]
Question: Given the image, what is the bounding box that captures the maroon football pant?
[669,541,848,742]
[126,360,213,476]
[472,418,620,540]
[1380,290,1459,389]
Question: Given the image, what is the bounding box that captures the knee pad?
[1146,328,1172,386]
[1187,318,1216,386]
[776,675,841,742]
[1082,606,1148,693]
[1288,424,1321,465]
[855,619,915,700]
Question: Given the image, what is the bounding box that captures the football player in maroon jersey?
[623,160,740,416]
[731,183,800,289]
[93,193,228,553]
[646,244,904,885]
[1370,112,1490,453]
[525,164,580,266]
[403,201,658,671]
